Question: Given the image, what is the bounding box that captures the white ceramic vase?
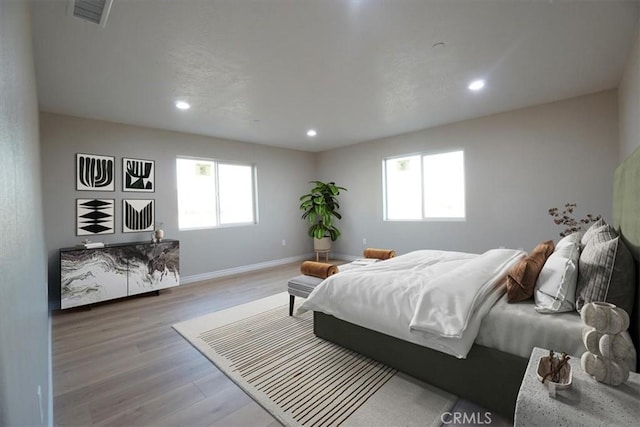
[580,302,633,386]
[154,229,164,241]
[581,302,629,333]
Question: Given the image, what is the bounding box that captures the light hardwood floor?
[53,263,308,426]
[53,260,511,427]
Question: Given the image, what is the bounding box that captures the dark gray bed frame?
[313,147,640,420]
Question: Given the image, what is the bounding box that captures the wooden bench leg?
[289,295,295,316]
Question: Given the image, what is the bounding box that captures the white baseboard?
[181,252,361,285]
[181,253,314,285]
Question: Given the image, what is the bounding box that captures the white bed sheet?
[476,295,636,364]
[301,250,638,363]
[477,296,586,358]
[300,249,525,359]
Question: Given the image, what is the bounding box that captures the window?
[176,158,257,229]
[383,150,465,221]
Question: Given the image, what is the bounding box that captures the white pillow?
[555,232,581,250]
[534,237,580,313]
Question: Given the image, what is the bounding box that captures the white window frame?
[383,150,466,222]
[176,156,258,230]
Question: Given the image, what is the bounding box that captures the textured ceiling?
[32,0,639,152]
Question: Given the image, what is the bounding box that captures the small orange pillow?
[506,241,555,303]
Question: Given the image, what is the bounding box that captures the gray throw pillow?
[580,218,607,248]
[576,225,635,315]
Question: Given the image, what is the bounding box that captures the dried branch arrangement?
[542,350,571,383]
[548,203,601,237]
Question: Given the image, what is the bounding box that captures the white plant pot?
[314,237,331,252]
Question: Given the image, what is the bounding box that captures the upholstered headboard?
[613,146,640,372]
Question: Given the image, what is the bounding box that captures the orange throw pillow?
[506,240,555,302]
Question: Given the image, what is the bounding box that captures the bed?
[304,148,640,419]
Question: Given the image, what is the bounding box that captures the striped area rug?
[173,292,456,427]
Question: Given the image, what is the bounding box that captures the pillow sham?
[576,225,635,315]
[555,232,581,251]
[534,237,580,313]
[506,240,555,303]
[580,218,607,247]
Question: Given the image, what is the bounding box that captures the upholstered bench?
[287,262,369,315]
[287,274,324,316]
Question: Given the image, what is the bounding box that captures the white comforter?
[300,249,526,358]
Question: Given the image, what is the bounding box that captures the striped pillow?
[580,218,607,248]
[576,225,635,315]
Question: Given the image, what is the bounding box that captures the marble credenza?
[60,240,180,309]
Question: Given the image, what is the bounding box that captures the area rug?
[173,292,456,426]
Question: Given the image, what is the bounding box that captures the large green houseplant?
[299,181,346,250]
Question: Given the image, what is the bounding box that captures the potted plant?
[299,181,347,251]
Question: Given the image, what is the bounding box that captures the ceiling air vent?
[68,0,113,27]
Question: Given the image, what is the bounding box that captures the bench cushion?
[288,274,324,298]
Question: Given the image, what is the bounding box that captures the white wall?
[619,20,640,160]
[317,90,619,258]
[0,1,51,425]
[40,113,316,306]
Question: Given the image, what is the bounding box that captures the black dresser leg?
[289,295,295,316]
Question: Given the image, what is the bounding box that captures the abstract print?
[123,158,155,192]
[123,199,154,232]
[76,153,115,191]
[76,199,115,235]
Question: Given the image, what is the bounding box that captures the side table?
[514,347,640,426]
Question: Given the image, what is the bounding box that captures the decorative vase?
[154,229,164,241]
[580,302,634,386]
[581,302,629,333]
[536,354,573,390]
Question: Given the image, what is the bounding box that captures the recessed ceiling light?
[306,129,317,137]
[175,101,191,110]
[468,80,485,91]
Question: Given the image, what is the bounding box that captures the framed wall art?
[122,199,154,233]
[122,157,155,192]
[76,153,115,191]
[76,199,115,235]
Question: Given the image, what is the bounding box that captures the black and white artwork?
[122,199,154,233]
[76,153,115,191]
[76,199,115,235]
[123,158,155,192]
